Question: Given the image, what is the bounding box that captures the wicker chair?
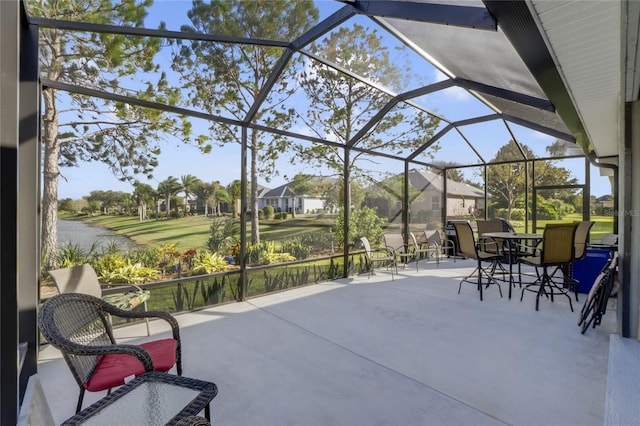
[38,293,182,413]
[49,264,151,335]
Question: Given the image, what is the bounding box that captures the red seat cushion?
[84,339,177,391]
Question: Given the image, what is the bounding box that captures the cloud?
[431,69,472,102]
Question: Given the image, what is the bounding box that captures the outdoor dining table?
[481,232,543,299]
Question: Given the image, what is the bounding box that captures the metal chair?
[561,221,594,300]
[38,293,182,413]
[452,221,503,300]
[49,264,151,335]
[519,223,579,311]
[354,236,397,280]
[409,232,438,271]
[383,233,415,269]
[424,229,456,263]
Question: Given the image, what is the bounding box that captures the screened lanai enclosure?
[26,0,616,282]
[4,1,637,422]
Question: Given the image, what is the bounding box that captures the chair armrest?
[477,238,500,254]
[516,240,541,257]
[385,246,397,256]
[98,299,181,343]
[47,339,155,372]
[101,282,147,293]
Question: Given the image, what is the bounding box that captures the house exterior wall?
[259,196,326,213]
[410,188,484,220]
[301,198,324,213]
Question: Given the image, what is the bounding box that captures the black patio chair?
[38,292,182,413]
[452,221,503,301]
[519,223,579,311]
[560,221,594,301]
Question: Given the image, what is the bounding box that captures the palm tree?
[133,182,156,221]
[181,174,201,214]
[193,181,215,218]
[157,176,181,218]
[212,185,231,216]
[227,180,241,218]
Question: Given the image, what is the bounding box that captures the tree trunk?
[250,132,260,244]
[291,195,296,218]
[41,88,60,269]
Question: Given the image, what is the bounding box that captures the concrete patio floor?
[38,258,620,425]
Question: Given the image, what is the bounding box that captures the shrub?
[263,205,274,219]
[509,208,525,221]
[282,237,311,259]
[333,206,386,248]
[98,261,160,284]
[92,252,159,284]
[56,241,100,268]
[191,250,229,274]
[246,241,295,265]
[156,243,181,275]
[300,231,335,253]
[207,218,239,255]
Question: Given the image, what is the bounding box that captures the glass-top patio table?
[62,372,218,425]
[482,232,543,299]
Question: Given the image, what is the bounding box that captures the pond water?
[57,219,137,252]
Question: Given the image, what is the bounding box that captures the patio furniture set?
[37,289,218,424]
[355,229,456,280]
[358,220,618,330]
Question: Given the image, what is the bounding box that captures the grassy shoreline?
[61,213,336,250]
[60,212,614,252]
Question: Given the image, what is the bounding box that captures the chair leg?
[76,387,85,413]
[477,260,484,301]
[143,300,151,336]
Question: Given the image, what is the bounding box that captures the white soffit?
[528,0,622,157]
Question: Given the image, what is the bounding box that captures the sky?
[55,0,614,200]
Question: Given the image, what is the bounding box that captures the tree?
[133,181,156,220]
[86,190,126,214]
[157,176,181,217]
[28,0,210,268]
[295,24,440,197]
[172,0,319,243]
[58,198,74,212]
[486,142,578,220]
[193,181,215,217]
[486,144,527,219]
[226,179,242,218]
[318,177,364,212]
[212,185,231,216]
[181,174,201,214]
[287,173,313,218]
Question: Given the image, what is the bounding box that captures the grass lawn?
[67,213,335,250]
[511,213,614,241]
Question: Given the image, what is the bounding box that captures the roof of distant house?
[408,169,486,199]
[261,177,337,198]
